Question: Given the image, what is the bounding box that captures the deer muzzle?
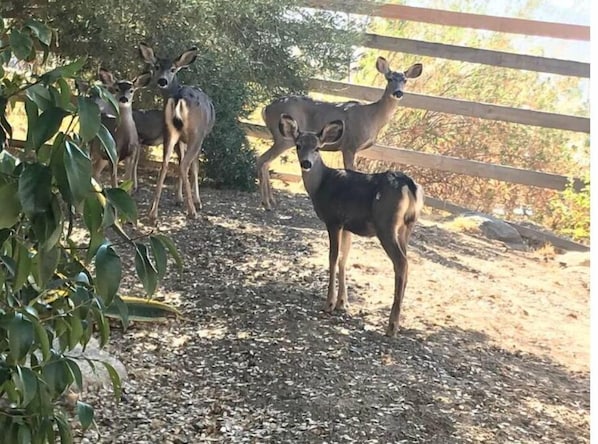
[157,78,168,87]
[392,90,404,99]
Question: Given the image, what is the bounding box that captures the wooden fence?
[252,1,590,250]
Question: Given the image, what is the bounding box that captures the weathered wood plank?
[241,122,584,192]
[308,79,590,133]
[362,34,590,78]
[303,0,590,41]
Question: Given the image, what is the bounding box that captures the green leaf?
[68,315,83,349]
[9,29,33,60]
[25,83,53,111]
[18,163,52,216]
[105,188,138,223]
[83,194,103,233]
[95,243,122,306]
[134,243,158,296]
[31,318,51,362]
[110,294,129,329]
[0,182,21,228]
[40,58,87,84]
[101,201,116,229]
[102,361,122,401]
[8,315,35,362]
[78,96,101,143]
[31,194,63,250]
[55,412,73,444]
[96,123,117,167]
[76,401,94,430]
[42,360,72,397]
[57,78,74,111]
[49,135,74,203]
[91,85,120,118]
[65,358,83,392]
[14,241,31,291]
[153,234,183,271]
[15,366,38,407]
[25,19,53,46]
[17,423,32,444]
[91,307,109,347]
[26,106,69,152]
[64,140,92,203]
[34,246,60,288]
[150,236,167,280]
[24,97,39,136]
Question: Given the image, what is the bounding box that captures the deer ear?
[98,68,115,87]
[404,63,423,79]
[174,47,198,69]
[319,120,344,146]
[133,72,152,89]
[139,43,157,65]
[376,56,390,74]
[279,114,299,140]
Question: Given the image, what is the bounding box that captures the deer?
[132,109,192,203]
[279,114,424,337]
[138,42,216,222]
[258,56,422,210]
[89,68,151,190]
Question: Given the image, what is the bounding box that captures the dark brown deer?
[139,43,216,222]
[90,69,151,189]
[279,114,424,336]
[258,56,422,210]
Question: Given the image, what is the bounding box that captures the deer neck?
[116,103,137,142]
[301,154,328,197]
[367,86,400,132]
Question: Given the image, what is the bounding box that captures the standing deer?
[131,108,186,202]
[90,68,151,190]
[138,43,216,222]
[258,56,422,210]
[279,114,424,337]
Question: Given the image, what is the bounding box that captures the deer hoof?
[186,211,198,220]
[335,300,350,312]
[323,302,336,313]
[385,322,399,337]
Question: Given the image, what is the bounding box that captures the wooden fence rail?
[361,34,590,78]
[303,0,590,41]
[241,122,583,192]
[308,79,590,133]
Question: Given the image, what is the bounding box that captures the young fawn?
[279,114,424,336]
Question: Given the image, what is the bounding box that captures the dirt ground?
[78,172,590,444]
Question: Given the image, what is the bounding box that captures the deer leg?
[175,143,185,204]
[256,139,292,210]
[336,229,352,311]
[342,149,356,170]
[191,154,201,207]
[377,227,409,337]
[92,157,109,185]
[148,136,177,223]
[324,225,342,313]
[179,137,203,219]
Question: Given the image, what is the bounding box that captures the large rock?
[459,213,523,244]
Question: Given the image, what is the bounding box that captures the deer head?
[375,57,423,99]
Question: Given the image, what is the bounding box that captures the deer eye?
[170,68,176,73]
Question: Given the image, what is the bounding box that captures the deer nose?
[119,97,128,103]
[300,160,312,171]
[157,78,168,87]
[393,90,404,99]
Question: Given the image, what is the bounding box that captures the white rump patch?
[375,192,381,200]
